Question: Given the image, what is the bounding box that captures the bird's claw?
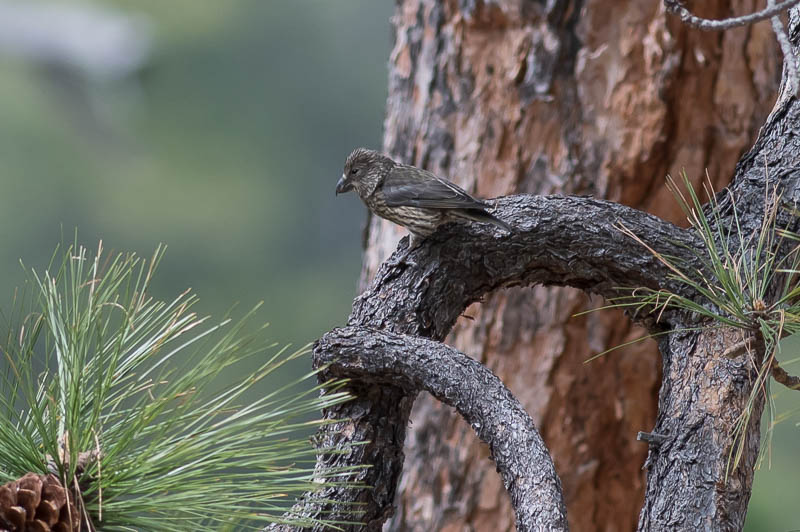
[384,235,420,269]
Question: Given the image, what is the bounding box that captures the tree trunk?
[358,1,779,530]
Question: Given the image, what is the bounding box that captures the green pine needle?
[0,240,361,530]
[590,171,800,476]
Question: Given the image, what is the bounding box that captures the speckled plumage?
[336,148,512,237]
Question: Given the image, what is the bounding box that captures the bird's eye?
[350,168,359,175]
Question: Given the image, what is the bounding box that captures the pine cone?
[0,473,80,532]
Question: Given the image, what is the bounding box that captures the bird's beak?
[335,174,352,195]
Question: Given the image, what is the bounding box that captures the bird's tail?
[459,209,514,233]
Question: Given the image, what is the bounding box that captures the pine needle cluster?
[0,241,358,530]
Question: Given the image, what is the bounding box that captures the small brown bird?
[336,148,512,243]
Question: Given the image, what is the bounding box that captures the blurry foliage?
[0,0,391,346]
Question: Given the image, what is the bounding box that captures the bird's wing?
[381,165,489,209]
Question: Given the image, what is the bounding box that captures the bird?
[336,148,512,247]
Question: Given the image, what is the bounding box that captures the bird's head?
[337,148,394,197]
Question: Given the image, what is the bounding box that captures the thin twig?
[664,0,800,30]
[722,335,755,358]
[637,431,669,446]
[771,359,800,390]
[767,0,800,95]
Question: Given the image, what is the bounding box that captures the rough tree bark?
[360,1,779,531]
[265,1,800,532]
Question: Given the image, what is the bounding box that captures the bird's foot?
[385,235,421,268]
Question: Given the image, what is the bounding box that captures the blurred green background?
[0,0,389,343]
[0,1,795,529]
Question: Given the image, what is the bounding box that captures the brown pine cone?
[0,473,80,532]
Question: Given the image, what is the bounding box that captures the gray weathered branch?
[312,326,568,531]
[267,195,700,531]
[636,8,800,530]
[664,0,800,31]
[351,194,701,340]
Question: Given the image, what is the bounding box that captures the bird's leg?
[385,234,422,268]
[408,233,422,252]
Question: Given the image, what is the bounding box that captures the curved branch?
[664,0,800,30]
[772,360,800,390]
[767,0,799,95]
[267,194,697,530]
[313,326,568,531]
[351,194,701,340]
[724,8,800,212]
